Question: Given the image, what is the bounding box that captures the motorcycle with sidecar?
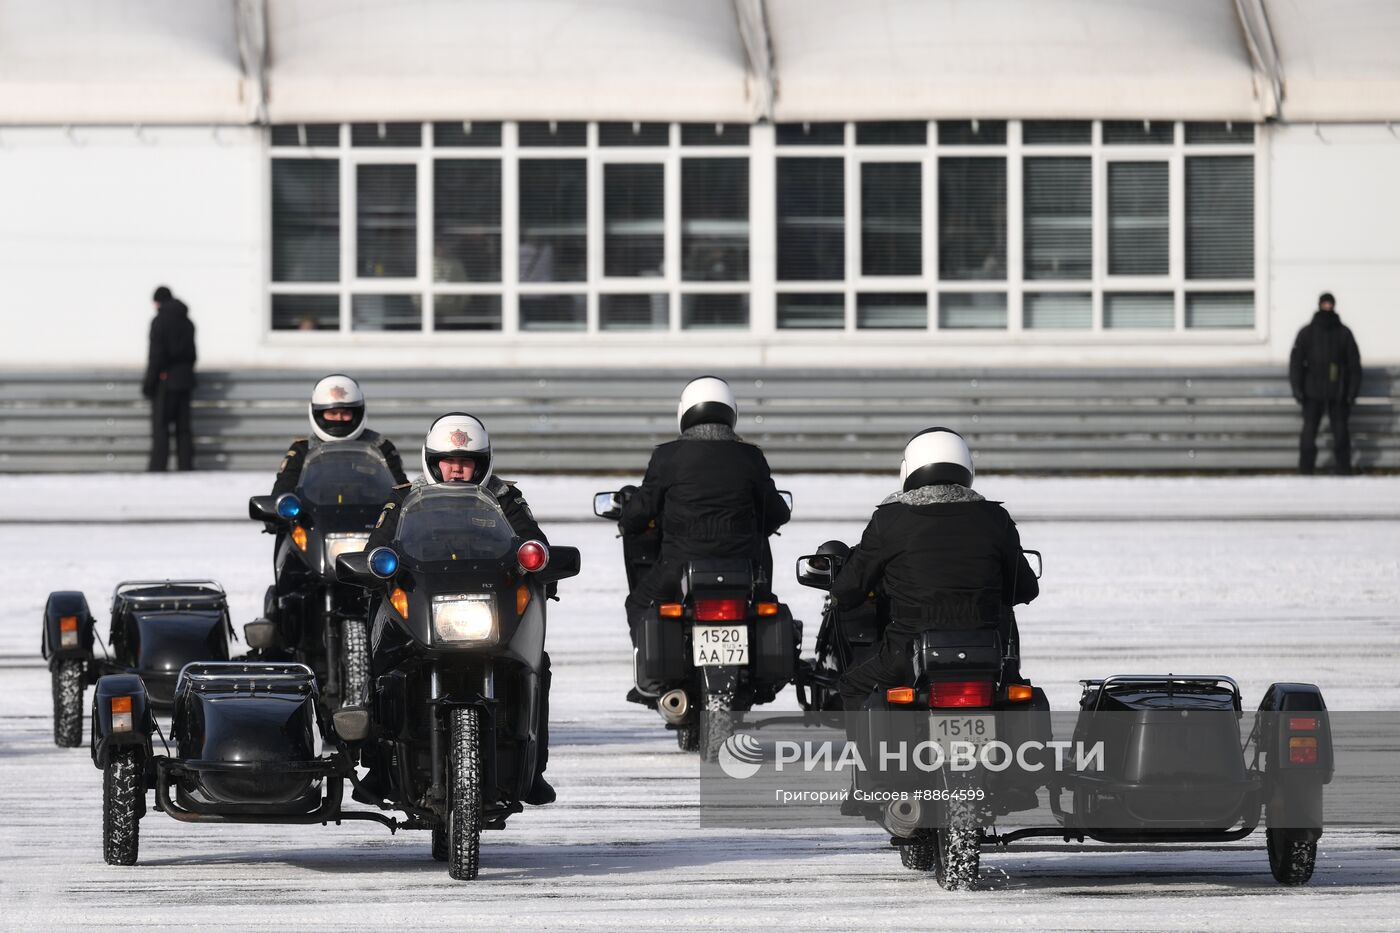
[89,483,580,881]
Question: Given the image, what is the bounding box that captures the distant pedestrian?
[142,285,197,471]
[1289,292,1362,475]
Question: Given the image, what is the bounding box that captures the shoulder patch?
[278,457,289,472]
[392,483,411,490]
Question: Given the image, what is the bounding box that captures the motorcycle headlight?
[324,532,371,572]
[432,594,498,645]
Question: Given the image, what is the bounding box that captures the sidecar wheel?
[103,749,142,866]
[1267,828,1317,885]
[675,723,699,752]
[52,660,84,747]
[447,707,482,880]
[339,618,370,709]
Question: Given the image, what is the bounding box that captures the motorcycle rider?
[830,428,1039,712]
[270,374,408,497]
[618,376,791,702]
[361,413,556,806]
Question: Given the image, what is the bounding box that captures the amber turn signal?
[390,587,409,618]
[1007,684,1035,702]
[516,584,531,615]
[755,602,780,616]
[886,686,916,705]
[291,525,308,551]
[658,603,684,618]
[110,696,133,715]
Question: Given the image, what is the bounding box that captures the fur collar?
[880,484,984,506]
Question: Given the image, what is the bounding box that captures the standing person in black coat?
[142,285,197,471]
[1289,292,1363,475]
[619,376,791,700]
[831,428,1039,711]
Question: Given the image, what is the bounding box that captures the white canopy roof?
[1,0,1398,126]
[264,0,757,123]
[0,0,251,124]
[1266,0,1400,122]
[766,0,1266,122]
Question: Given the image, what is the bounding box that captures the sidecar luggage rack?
[176,661,317,695]
[113,580,228,611]
[1082,674,1241,711]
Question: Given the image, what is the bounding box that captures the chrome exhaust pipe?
[882,798,923,837]
[658,689,690,725]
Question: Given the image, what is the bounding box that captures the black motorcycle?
[247,442,399,708]
[794,546,1050,888]
[89,482,579,880]
[42,580,233,746]
[593,489,799,759]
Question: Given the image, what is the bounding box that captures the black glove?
[618,485,638,501]
[1292,392,1304,404]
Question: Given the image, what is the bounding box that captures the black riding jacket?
[620,428,790,566]
[271,430,408,498]
[1289,310,1363,403]
[832,491,1038,636]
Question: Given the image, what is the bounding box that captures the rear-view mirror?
[248,495,280,523]
[778,490,794,511]
[795,554,836,590]
[1022,549,1043,580]
[537,546,582,584]
[593,491,624,520]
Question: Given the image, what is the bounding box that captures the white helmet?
[308,374,367,442]
[899,427,975,491]
[421,413,492,485]
[677,376,738,433]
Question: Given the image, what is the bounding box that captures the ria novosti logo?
[718,732,765,779]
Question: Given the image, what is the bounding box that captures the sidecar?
[89,661,378,866]
[994,674,1332,886]
[43,580,234,746]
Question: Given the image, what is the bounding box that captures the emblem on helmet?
[329,385,349,401]
[448,429,470,448]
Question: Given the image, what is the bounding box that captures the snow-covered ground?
[2,473,1398,930]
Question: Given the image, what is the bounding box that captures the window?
[1107,162,1168,276]
[939,293,1006,330]
[1187,157,1253,280]
[601,294,668,330]
[603,164,664,277]
[519,159,587,282]
[777,158,844,281]
[434,160,501,283]
[939,158,1006,280]
[682,159,748,282]
[356,165,416,278]
[778,293,843,330]
[267,119,1257,339]
[1105,292,1173,329]
[1024,158,1091,280]
[1024,293,1092,330]
[861,163,921,276]
[272,160,339,283]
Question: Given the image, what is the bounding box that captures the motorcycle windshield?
[394,486,515,564]
[296,445,398,511]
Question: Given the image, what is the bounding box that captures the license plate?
[692,625,749,667]
[930,714,997,754]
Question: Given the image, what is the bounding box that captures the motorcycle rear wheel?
[338,617,369,709]
[933,799,981,890]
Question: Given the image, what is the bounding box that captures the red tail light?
[516,540,549,573]
[1289,736,1319,765]
[694,598,746,621]
[1288,717,1319,731]
[930,680,994,708]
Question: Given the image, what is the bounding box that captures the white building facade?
[2,0,1398,371]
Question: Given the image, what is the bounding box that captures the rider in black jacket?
[363,413,556,806]
[832,428,1038,710]
[619,377,790,697]
[270,374,407,497]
